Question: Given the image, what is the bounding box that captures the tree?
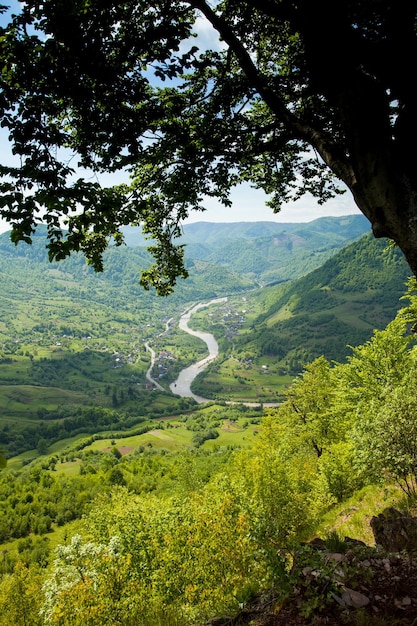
[40,534,142,626]
[0,1,416,293]
[352,372,417,498]
[276,357,339,458]
[36,438,48,456]
[347,282,417,496]
[0,561,45,626]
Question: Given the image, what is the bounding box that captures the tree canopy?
[0,1,416,293]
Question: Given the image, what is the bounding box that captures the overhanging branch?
[187,0,355,189]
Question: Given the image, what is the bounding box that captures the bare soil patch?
[148,430,174,441]
[221,420,241,432]
[103,445,135,455]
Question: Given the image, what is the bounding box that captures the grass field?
[192,357,292,401]
[0,385,89,416]
[66,412,259,459]
[3,401,262,472]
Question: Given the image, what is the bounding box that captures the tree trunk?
[349,166,417,279]
[328,73,417,279]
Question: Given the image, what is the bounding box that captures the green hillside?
[190,235,411,401]
[182,215,371,284]
[0,226,408,456]
[121,214,370,285]
[1,290,417,625]
[249,234,411,362]
[0,226,253,304]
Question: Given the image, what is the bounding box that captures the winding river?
[169,298,227,403]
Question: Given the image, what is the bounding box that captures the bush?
[192,429,219,448]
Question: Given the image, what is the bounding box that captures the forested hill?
[179,214,369,244]
[0,215,369,291]
[121,214,370,284]
[231,234,412,367]
[122,214,369,246]
[0,226,253,305]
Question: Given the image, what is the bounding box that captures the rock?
[344,536,367,548]
[370,507,417,553]
[307,537,327,551]
[326,552,345,563]
[341,587,370,608]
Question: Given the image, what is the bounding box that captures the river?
[169,298,227,403]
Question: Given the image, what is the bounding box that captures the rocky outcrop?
[202,512,417,626]
[370,506,417,553]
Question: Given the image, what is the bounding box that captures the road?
[144,342,165,391]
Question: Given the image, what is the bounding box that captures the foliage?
[261,282,417,501]
[352,378,417,498]
[190,235,411,406]
[1,2,417,290]
[191,427,219,447]
[230,419,316,561]
[41,534,143,626]
[0,561,46,626]
[315,441,360,504]
[3,283,417,624]
[276,357,340,459]
[70,487,267,624]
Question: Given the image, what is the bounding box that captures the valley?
[1,217,417,625]
[0,221,410,460]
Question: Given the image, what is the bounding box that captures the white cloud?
[191,14,226,52]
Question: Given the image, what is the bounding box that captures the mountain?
[0,215,369,300]
[121,214,370,284]
[121,214,368,246]
[0,226,253,306]
[233,233,411,368]
[179,214,369,245]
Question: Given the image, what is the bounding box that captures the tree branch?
[187,0,356,189]
[189,0,296,128]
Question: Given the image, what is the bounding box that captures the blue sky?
[0,2,361,233]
